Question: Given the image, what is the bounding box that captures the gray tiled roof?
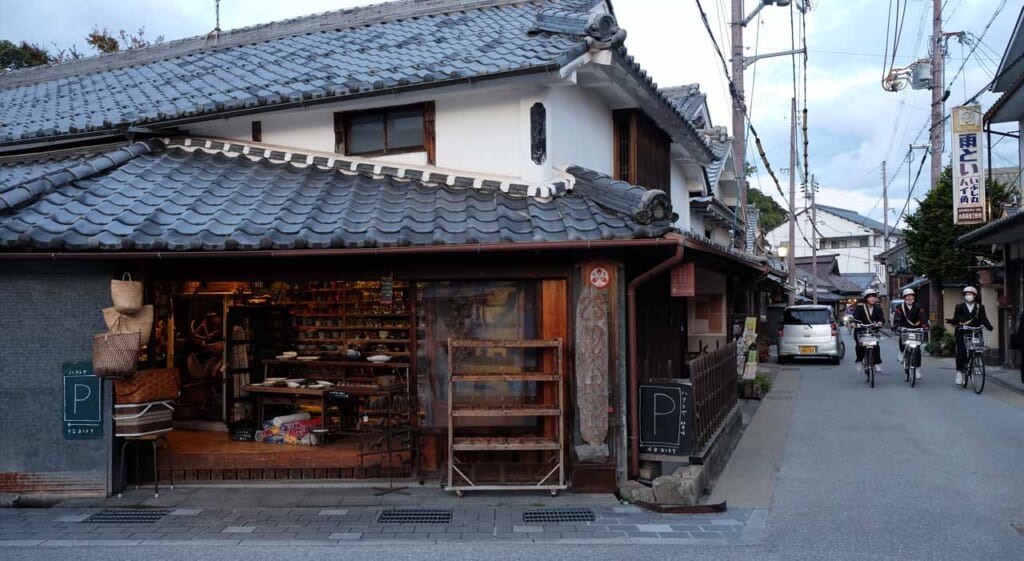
[662,84,706,125]
[705,139,732,191]
[0,139,673,252]
[0,0,597,143]
[816,204,902,236]
[841,273,880,290]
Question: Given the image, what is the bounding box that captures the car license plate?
[799,346,816,355]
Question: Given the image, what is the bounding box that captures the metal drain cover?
[523,508,596,523]
[377,508,452,524]
[84,509,170,524]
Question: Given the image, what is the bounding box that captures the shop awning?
[0,137,676,253]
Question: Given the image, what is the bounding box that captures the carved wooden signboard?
[670,262,695,297]
[576,283,609,447]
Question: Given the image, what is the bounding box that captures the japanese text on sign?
[952,106,987,225]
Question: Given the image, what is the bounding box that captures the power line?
[693,0,818,253]
[944,0,1008,92]
[893,150,929,229]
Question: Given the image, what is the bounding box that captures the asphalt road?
[4,331,1024,560]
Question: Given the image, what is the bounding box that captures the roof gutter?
[0,237,678,261]
[626,238,684,479]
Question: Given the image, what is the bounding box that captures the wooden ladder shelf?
[445,338,566,496]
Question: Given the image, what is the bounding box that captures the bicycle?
[851,321,882,388]
[899,327,926,388]
[959,325,986,394]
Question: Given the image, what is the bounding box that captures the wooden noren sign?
[670,262,695,297]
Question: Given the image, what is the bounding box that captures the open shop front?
[142,265,571,487]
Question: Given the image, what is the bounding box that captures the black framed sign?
[639,382,692,457]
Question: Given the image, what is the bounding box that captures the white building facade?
[767,205,902,285]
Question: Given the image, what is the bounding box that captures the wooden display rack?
[446,338,566,496]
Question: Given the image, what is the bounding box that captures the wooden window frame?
[334,101,435,164]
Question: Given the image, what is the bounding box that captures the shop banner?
[63,361,103,440]
[952,105,987,225]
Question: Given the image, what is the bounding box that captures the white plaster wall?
[670,162,690,231]
[435,88,525,179]
[545,84,613,177]
[180,77,551,181]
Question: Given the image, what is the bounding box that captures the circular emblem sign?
[589,266,610,289]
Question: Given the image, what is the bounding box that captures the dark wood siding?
[612,109,671,201]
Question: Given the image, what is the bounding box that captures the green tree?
[0,40,51,70]
[904,166,1009,286]
[748,187,787,232]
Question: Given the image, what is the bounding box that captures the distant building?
[766,204,902,295]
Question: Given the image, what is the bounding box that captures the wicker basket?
[110,273,143,315]
[114,368,180,404]
[93,331,140,378]
[102,305,154,346]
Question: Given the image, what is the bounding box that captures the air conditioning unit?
[910,60,932,90]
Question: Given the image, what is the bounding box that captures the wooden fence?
[688,340,738,452]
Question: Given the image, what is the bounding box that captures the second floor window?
[334,102,435,163]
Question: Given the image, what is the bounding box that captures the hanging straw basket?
[103,305,154,346]
[110,272,143,315]
[114,368,180,404]
[93,331,140,379]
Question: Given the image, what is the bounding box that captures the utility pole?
[788,97,797,306]
[731,1,808,253]
[731,0,747,243]
[810,174,818,305]
[930,0,944,193]
[930,0,945,324]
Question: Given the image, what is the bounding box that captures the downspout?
[626,240,684,478]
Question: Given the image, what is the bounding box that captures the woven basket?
[102,305,154,346]
[111,273,143,315]
[114,368,180,404]
[93,331,140,378]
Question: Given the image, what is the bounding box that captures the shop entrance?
[143,276,567,484]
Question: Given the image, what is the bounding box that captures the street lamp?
[777,244,789,258]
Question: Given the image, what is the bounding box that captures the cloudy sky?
[0,0,1019,227]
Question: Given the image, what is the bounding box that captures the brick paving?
[0,498,764,546]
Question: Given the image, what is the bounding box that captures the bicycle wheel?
[961,362,970,388]
[970,355,985,394]
[867,354,875,388]
[910,365,916,388]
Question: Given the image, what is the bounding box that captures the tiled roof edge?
[566,165,674,225]
[165,136,571,200]
[0,141,157,212]
[532,8,626,48]
[0,0,530,90]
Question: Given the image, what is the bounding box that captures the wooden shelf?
[347,313,411,318]
[447,337,565,495]
[450,374,559,382]
[449,339,562,348]
[451,406,559,417]
[263,359,410,368]
[345,325,410,330]
[451,437,560,451]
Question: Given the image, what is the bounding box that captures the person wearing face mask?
[893,287,927,378]
[949,286,993,385]
[853,288,886,370]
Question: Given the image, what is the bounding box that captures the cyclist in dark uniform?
[948,286,993,386]
[853,288,885,370]
[893,287,927,380]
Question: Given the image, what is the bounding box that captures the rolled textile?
[270,412,311,427]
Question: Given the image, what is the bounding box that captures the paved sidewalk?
[0,497,764,547]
